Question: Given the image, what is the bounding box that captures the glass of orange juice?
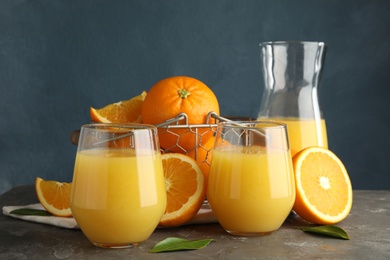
[207,121,295,236]
[70,123,166,248]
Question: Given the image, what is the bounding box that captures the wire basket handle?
[155,113,189,128]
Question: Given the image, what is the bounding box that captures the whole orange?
[142,76,220,152]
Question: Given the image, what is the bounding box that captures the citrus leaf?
[150,237,215,253]
[10,208,52,216]
[296,225,349,240]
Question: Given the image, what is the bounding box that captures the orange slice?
[292,147,353,224]
[159,153,206,227]
[90,91,147,123]
[35,177,72,217]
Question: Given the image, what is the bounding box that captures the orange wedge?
[90,91,146,123]
[159,153,205,227]
[35,177,72,217]
[292,147,353,224]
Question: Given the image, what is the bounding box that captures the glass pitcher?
[257,41,328,156]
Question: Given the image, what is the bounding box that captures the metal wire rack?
[156,112,223,162]
[155,112,255,165]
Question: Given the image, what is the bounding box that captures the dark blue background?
[1,0,389,194]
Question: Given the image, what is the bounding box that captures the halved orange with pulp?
[292,147,353,224]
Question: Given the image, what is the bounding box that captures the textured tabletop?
[1,185,389,259]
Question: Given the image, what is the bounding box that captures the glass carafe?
[257,41,328,156]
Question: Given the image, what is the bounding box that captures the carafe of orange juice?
[257,41,328,156]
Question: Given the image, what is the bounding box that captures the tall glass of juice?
[70,123,166,248]
[207,121,295,236]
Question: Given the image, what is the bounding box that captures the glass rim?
[81,123,156,130]
[218,120,287,129]
[259,40,326,46]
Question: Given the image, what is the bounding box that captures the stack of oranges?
[36,75,353,229]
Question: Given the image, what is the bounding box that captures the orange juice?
[261,117,328,156]
[207,146,295,234]
[70,149,166,246]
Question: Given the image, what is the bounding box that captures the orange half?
[292,147,353,224]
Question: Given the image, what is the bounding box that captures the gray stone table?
[0,185,389,259]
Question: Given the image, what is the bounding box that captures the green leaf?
[150,237,215,253]
[10,208,52,216]
[296,225,349,240]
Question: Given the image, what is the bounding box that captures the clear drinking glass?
[258,41,328,156]
[207,121,295,236]
[70,123,166,248]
